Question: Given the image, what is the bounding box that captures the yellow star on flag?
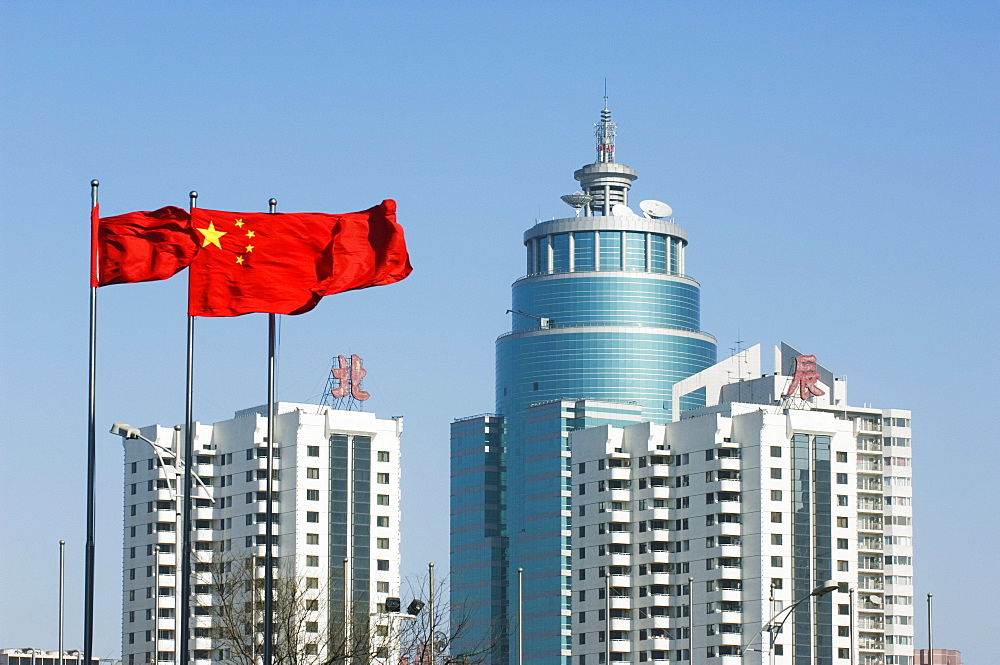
[245,244,255,253]
[236,255,245,265]
[234,218,245,228]
[246,230,255,239]
[196,221,227,249]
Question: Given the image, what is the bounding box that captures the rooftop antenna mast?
[596,81,616,164]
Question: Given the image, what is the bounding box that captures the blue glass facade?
[450,110,717,665]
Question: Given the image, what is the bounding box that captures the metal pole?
[428,562,436,665]
[517,568,523,665]
[604,571,610,665]
[344,557,350,658]
[926,593,933,665]
[59,540,65,665]
[688,577,694,663]
[84,179,99,665]
[849,589,855,665]
[263,198,278,665]
[154,545,161,665]
[180,191,198,665]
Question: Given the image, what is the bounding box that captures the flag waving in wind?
[91,199,411,316]
[92,205,199,286]
[187,199,411,317]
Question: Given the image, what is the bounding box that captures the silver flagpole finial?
[268,198,277,206]
[91,179,99,188]
[190,191,198,199]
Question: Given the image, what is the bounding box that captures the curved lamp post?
[741,580,839,664]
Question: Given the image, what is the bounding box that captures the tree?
[397,570,503,665]
[207,554,389,665]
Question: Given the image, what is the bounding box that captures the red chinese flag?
[92,205,199,286]
[187,200,412,317]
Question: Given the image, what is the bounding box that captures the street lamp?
[741,580,839,664]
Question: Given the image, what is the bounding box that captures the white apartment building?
[569,344,914,665]
[121,403,403,665]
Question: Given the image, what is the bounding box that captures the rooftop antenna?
[596,82,616,164]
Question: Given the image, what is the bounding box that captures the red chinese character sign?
[323,354,371,410]
[331,354,370,401]
[784,354,826,400]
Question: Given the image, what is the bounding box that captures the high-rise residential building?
[450,102,718,665]
[121,404,403,665]
[570,344,914,665]
[451,106,914,665]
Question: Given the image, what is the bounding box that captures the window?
[307,446,320,457]
[306,533,319,545]
[378,451,390,462]
[771,534,782,545]
[374,537,391,549]
[377,473,390,484]
[837,517,849,528]
[770,512,782,523]
[837,495,848,506]
[305,621,318,632]
[377,516,389,527]
[771,556,783,567]
[836,473,848,485]
[771,490,782,501]
[837,539,849,549]
[306,468,319,479]
[377,494,390,506]
[770,446,782,458]
[836,452,848,463]
[579,505,586,516]
[377,560,389,571]
[306,489,320,501]
[771,578,783,589]
[306,555,319,566]
[376,581,389,593]
[838,648,850,659]
[578,462,586,474]
[579,483,586,495]
[770,468,782,479]
[838,604,849,615]
[305,578,319,589]
[306,512,319,523]
[838,561,849,572]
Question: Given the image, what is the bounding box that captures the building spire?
[595,92,616,164]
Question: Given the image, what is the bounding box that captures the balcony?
[858,637,885,650]
[856,420,883,434]
[859,538,883,551]
[858,479,883,493]
[858,618,885,631]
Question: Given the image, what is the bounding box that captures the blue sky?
[1,1,996,661]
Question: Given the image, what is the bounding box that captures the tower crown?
[595,97,617,163]
[574,100,637,216]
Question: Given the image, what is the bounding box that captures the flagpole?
[263,197,278,665]
[83,179,99,665]
[180,191,199,665]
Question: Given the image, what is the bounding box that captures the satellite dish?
[640,200,673,219]
[869,595,883,606]
[611,203,635,217]
[560,192,594,217]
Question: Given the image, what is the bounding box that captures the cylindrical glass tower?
[493,103,717,665]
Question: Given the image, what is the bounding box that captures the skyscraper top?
[595,97,617,163]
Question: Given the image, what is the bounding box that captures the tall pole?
[263,198,278,665]
[926,593,933,665]
[84,179,99,665]
[428,562,436,665]
[343,557,350,657]
[59,540,65,665]
[180,191,198,665]
[604,571,610,665]
[688,577,694,664]
[517,568,523,665]
[849,588,855,665]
